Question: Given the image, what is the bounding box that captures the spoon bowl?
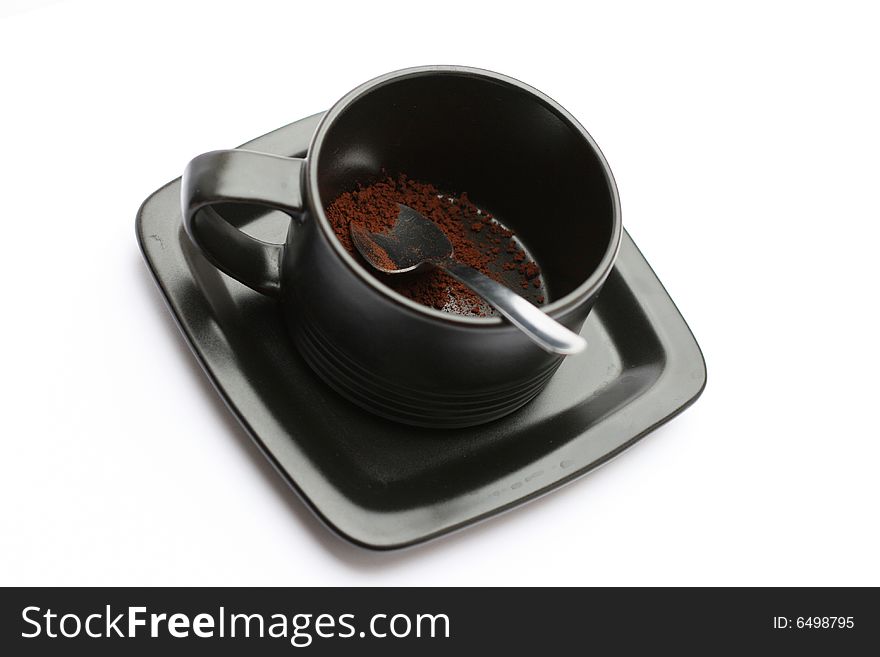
[350,204,453,274]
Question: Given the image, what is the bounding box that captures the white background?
[1,0,878,586]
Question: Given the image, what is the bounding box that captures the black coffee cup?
[182,66,621,428]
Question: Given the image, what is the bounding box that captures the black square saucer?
[136,113,706,549]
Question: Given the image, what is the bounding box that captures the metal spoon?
[350,203,587,355]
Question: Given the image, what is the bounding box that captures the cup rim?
[306,65,622,327]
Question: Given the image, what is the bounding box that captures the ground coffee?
[326,174,544,316]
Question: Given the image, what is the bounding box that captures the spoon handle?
[439,259,587,355]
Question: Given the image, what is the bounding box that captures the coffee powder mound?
[326,174,543,315]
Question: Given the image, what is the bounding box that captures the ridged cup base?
[293,316,561,429]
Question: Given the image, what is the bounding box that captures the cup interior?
[315,70,617,306]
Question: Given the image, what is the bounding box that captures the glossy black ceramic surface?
[181,67,622,428]
[137,113,706,550]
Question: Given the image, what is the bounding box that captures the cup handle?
[181,149,306,297]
